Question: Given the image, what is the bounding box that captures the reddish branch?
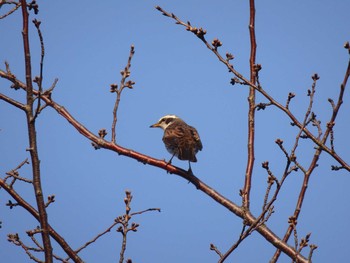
[1,2,348,263]
[31,89,307,262]
[0,66,308,261]
[19,1,53,262]
[216,3,258,259]
[154,4,349,263]
[0,9,311,263]
[243,0,257,209]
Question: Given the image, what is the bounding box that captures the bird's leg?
[166,153,176,166]
[188,161,193,175]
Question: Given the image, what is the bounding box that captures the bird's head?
[150,114,180,130]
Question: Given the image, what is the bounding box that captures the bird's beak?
[150,123,160,128]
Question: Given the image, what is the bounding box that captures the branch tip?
[311,73,320,81]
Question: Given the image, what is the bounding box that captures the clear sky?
[1,1,349,262]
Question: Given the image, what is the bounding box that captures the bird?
[150,114,203,173]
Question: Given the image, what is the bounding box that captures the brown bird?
[150,114,203,172]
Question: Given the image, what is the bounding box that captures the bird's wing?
[189,126,203,151]
[163,125,185,144]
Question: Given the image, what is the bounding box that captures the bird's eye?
[165,118,174,124]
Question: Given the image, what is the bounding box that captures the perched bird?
[150,114,203,172]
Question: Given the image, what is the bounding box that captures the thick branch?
[1,66,308,262]
[38,94,307,263]
[20,1,53,262]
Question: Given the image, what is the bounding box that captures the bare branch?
[209,243,223,258]
[0,92,26,110]
[242,0,257,209]
[308,244,318,261]
[19,1,53,261]
[7,233,44,263]
[130,207,161,216]
[111,45,135,143]
[0,63,27,90]
[155,6,350,172]
[71,221,119,257]
[286,92,296,109]
[67,190,160,263]
[3,158,31,186]
[0,178,84,262]
[32,18,45,120]
[31,69,309,263]
[45,195,55,208]
[271,48,350,262]
[0,1,21,19]
[217,224,247,262]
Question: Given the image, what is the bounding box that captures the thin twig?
[218,155,293,262]
[130,207,161,216]
[4,158,31,186]
[45,195,55,207]
[210,243,223,258]
[117,190,133,263]
[3,158,29,181]
[261,161,278,213]
[217,224,247,263]
[33,18,45,120]
[0,92,26,110]
[71,221,119,257]
[117,191,159,263]
[290,75,319,172]
[308,244,318,261]
[66,192,160,262]
[286,92,295,109]
[8,233,44,263]
[271,53,350,263]
[111,45,135,143]
[0,1,21,19]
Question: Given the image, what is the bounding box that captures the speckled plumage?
[150,115,202,169]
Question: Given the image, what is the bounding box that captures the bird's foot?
[187,167,194,175]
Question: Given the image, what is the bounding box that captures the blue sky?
[1,1,349,262]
